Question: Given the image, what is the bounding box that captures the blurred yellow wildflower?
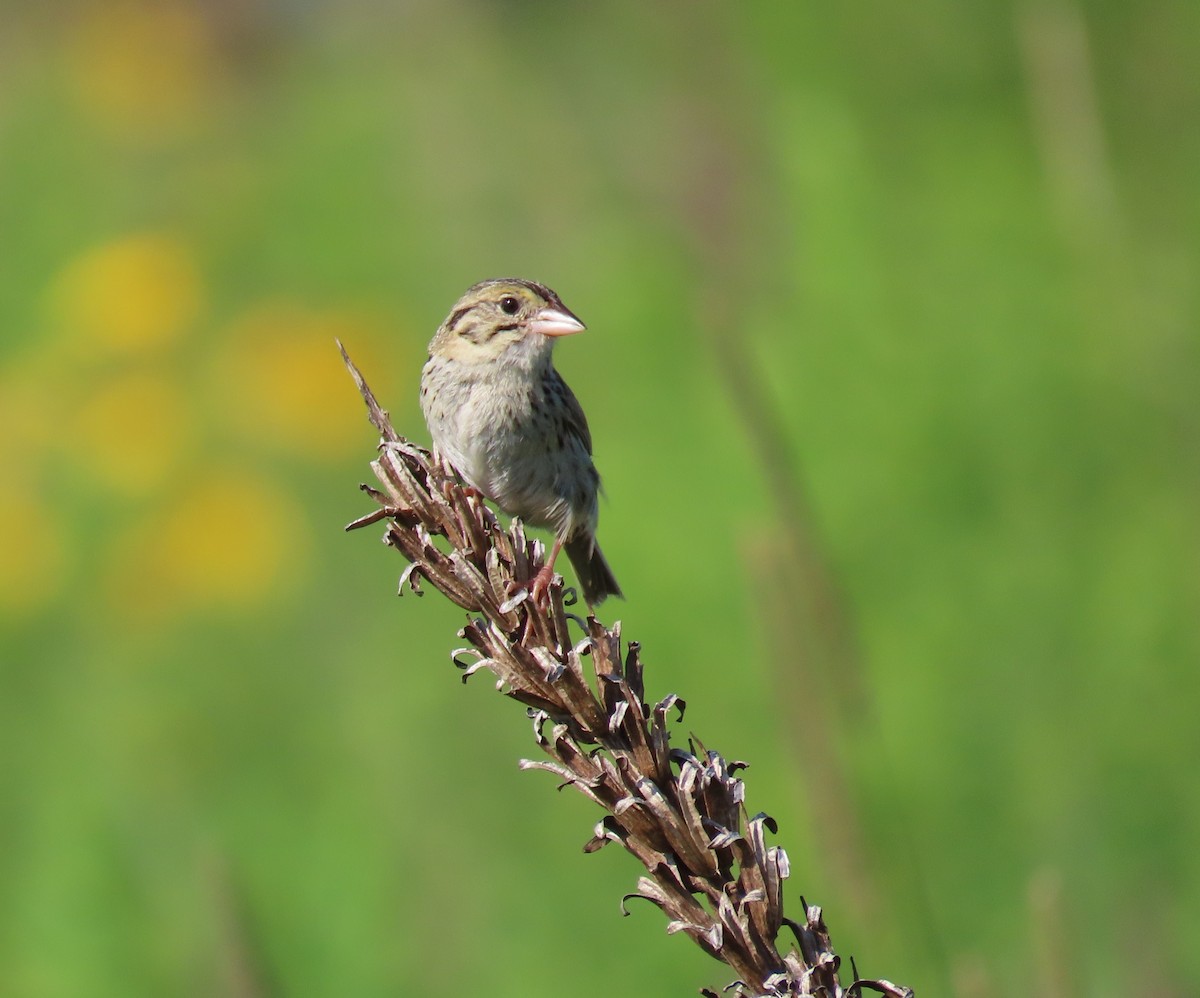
[75,369,192,497]
[106,469,308,621]
[66,0,220,135]
[0,490,67,616]
[213,303,396,461]
[0,363,57,468]
[50,234,203,356]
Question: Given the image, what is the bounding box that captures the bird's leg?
[527,537,564,606]
[503,537,564,607]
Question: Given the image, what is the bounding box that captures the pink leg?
[527,537,564,606]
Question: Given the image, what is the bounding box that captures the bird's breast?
[421,357,595,537]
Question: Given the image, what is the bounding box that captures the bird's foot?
[504,566,556,609]
[528,565,556,606]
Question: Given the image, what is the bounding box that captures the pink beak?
[529,307,586,338]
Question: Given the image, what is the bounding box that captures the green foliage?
[1,2,1197,995]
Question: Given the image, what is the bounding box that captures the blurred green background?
[2,1,1197,995]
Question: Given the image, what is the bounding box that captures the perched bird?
[420,278,622,606]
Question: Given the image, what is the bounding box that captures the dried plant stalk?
[340,344,912,998]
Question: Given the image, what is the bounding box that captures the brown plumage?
[420,278,622,605]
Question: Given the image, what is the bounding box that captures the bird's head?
[428,278,585,367]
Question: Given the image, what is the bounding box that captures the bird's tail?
[565,535,623,606]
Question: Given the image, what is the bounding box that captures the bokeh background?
[2,1,1197,995]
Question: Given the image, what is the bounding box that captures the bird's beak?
[529,307,586,338]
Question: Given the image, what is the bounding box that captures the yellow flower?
[0,489,67,616]
[66,0,220,135]
[106,469,308,621]
[0,363,58,467]
[213,302,398,461]
[74,369,192,497]
[49,234,203,356]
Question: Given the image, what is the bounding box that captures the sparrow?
[419,278,622,606]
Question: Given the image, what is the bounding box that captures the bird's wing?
[550,368,593,454]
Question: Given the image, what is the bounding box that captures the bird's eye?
[499,296,520,315]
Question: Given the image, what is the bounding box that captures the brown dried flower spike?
[340,343,911,998]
